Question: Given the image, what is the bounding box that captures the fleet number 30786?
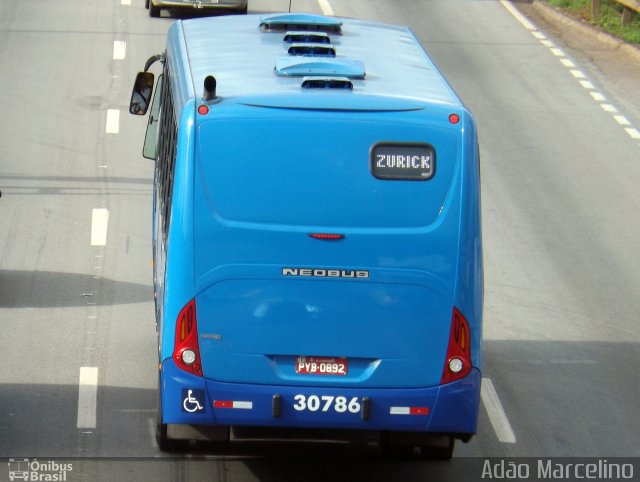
[292,395,362,414]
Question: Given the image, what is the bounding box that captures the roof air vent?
[275,57,366,79]
[288,43,336,57]
[260,13,342,33]
[283,31,331,44]
[301,77,353,90]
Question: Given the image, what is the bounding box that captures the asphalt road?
[1,0,639,481]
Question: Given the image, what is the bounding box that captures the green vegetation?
[547,0,640,43]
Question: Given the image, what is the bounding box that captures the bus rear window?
[195,115,458,228]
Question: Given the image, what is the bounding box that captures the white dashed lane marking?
[615,115,631,126]
[113,40,126,60]
[91,208,109,246]
[77,367,99,429]
[318,0,334,16]
[481,378,517,444]
[626,128,640,140]
[105,109,120,134]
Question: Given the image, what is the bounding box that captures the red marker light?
[198,105,209,115]
[309,233,345,240]
[449,113,460,124]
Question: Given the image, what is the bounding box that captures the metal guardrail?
[592,0,640,26]
[617,0,640,25]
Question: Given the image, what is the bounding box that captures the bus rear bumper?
[160,359,480,435]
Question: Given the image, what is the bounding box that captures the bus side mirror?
[129,72,155,115]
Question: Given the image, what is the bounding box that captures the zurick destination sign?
[370,142,436,180]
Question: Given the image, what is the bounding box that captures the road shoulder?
[513,0,640,123]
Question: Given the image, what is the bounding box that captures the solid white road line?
[481,378,517,444]
[77,367,99,429]
[91,208,109,246]
[105,109,120,134]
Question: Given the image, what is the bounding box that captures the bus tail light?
[173,299,203,377]
[440,308,472,384]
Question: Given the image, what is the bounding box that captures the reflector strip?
[390,406,429,415]
[213,400,253,410]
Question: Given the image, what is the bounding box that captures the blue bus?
[130,13,483,458]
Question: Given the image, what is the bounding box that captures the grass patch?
[546,0,640,44]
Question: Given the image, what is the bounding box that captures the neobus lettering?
[282,268,369,279]
[376,154,431,169]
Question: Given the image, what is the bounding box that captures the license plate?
[295,356,347,376]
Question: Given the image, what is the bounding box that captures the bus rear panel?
[132,13,483,457]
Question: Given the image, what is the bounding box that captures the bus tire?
[156,420,171,451]
[156,374,186,452]
[380,433,416,459]
[419,435,455,460]
[155,374,171,451]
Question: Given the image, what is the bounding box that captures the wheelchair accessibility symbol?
[182,389,205,413]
